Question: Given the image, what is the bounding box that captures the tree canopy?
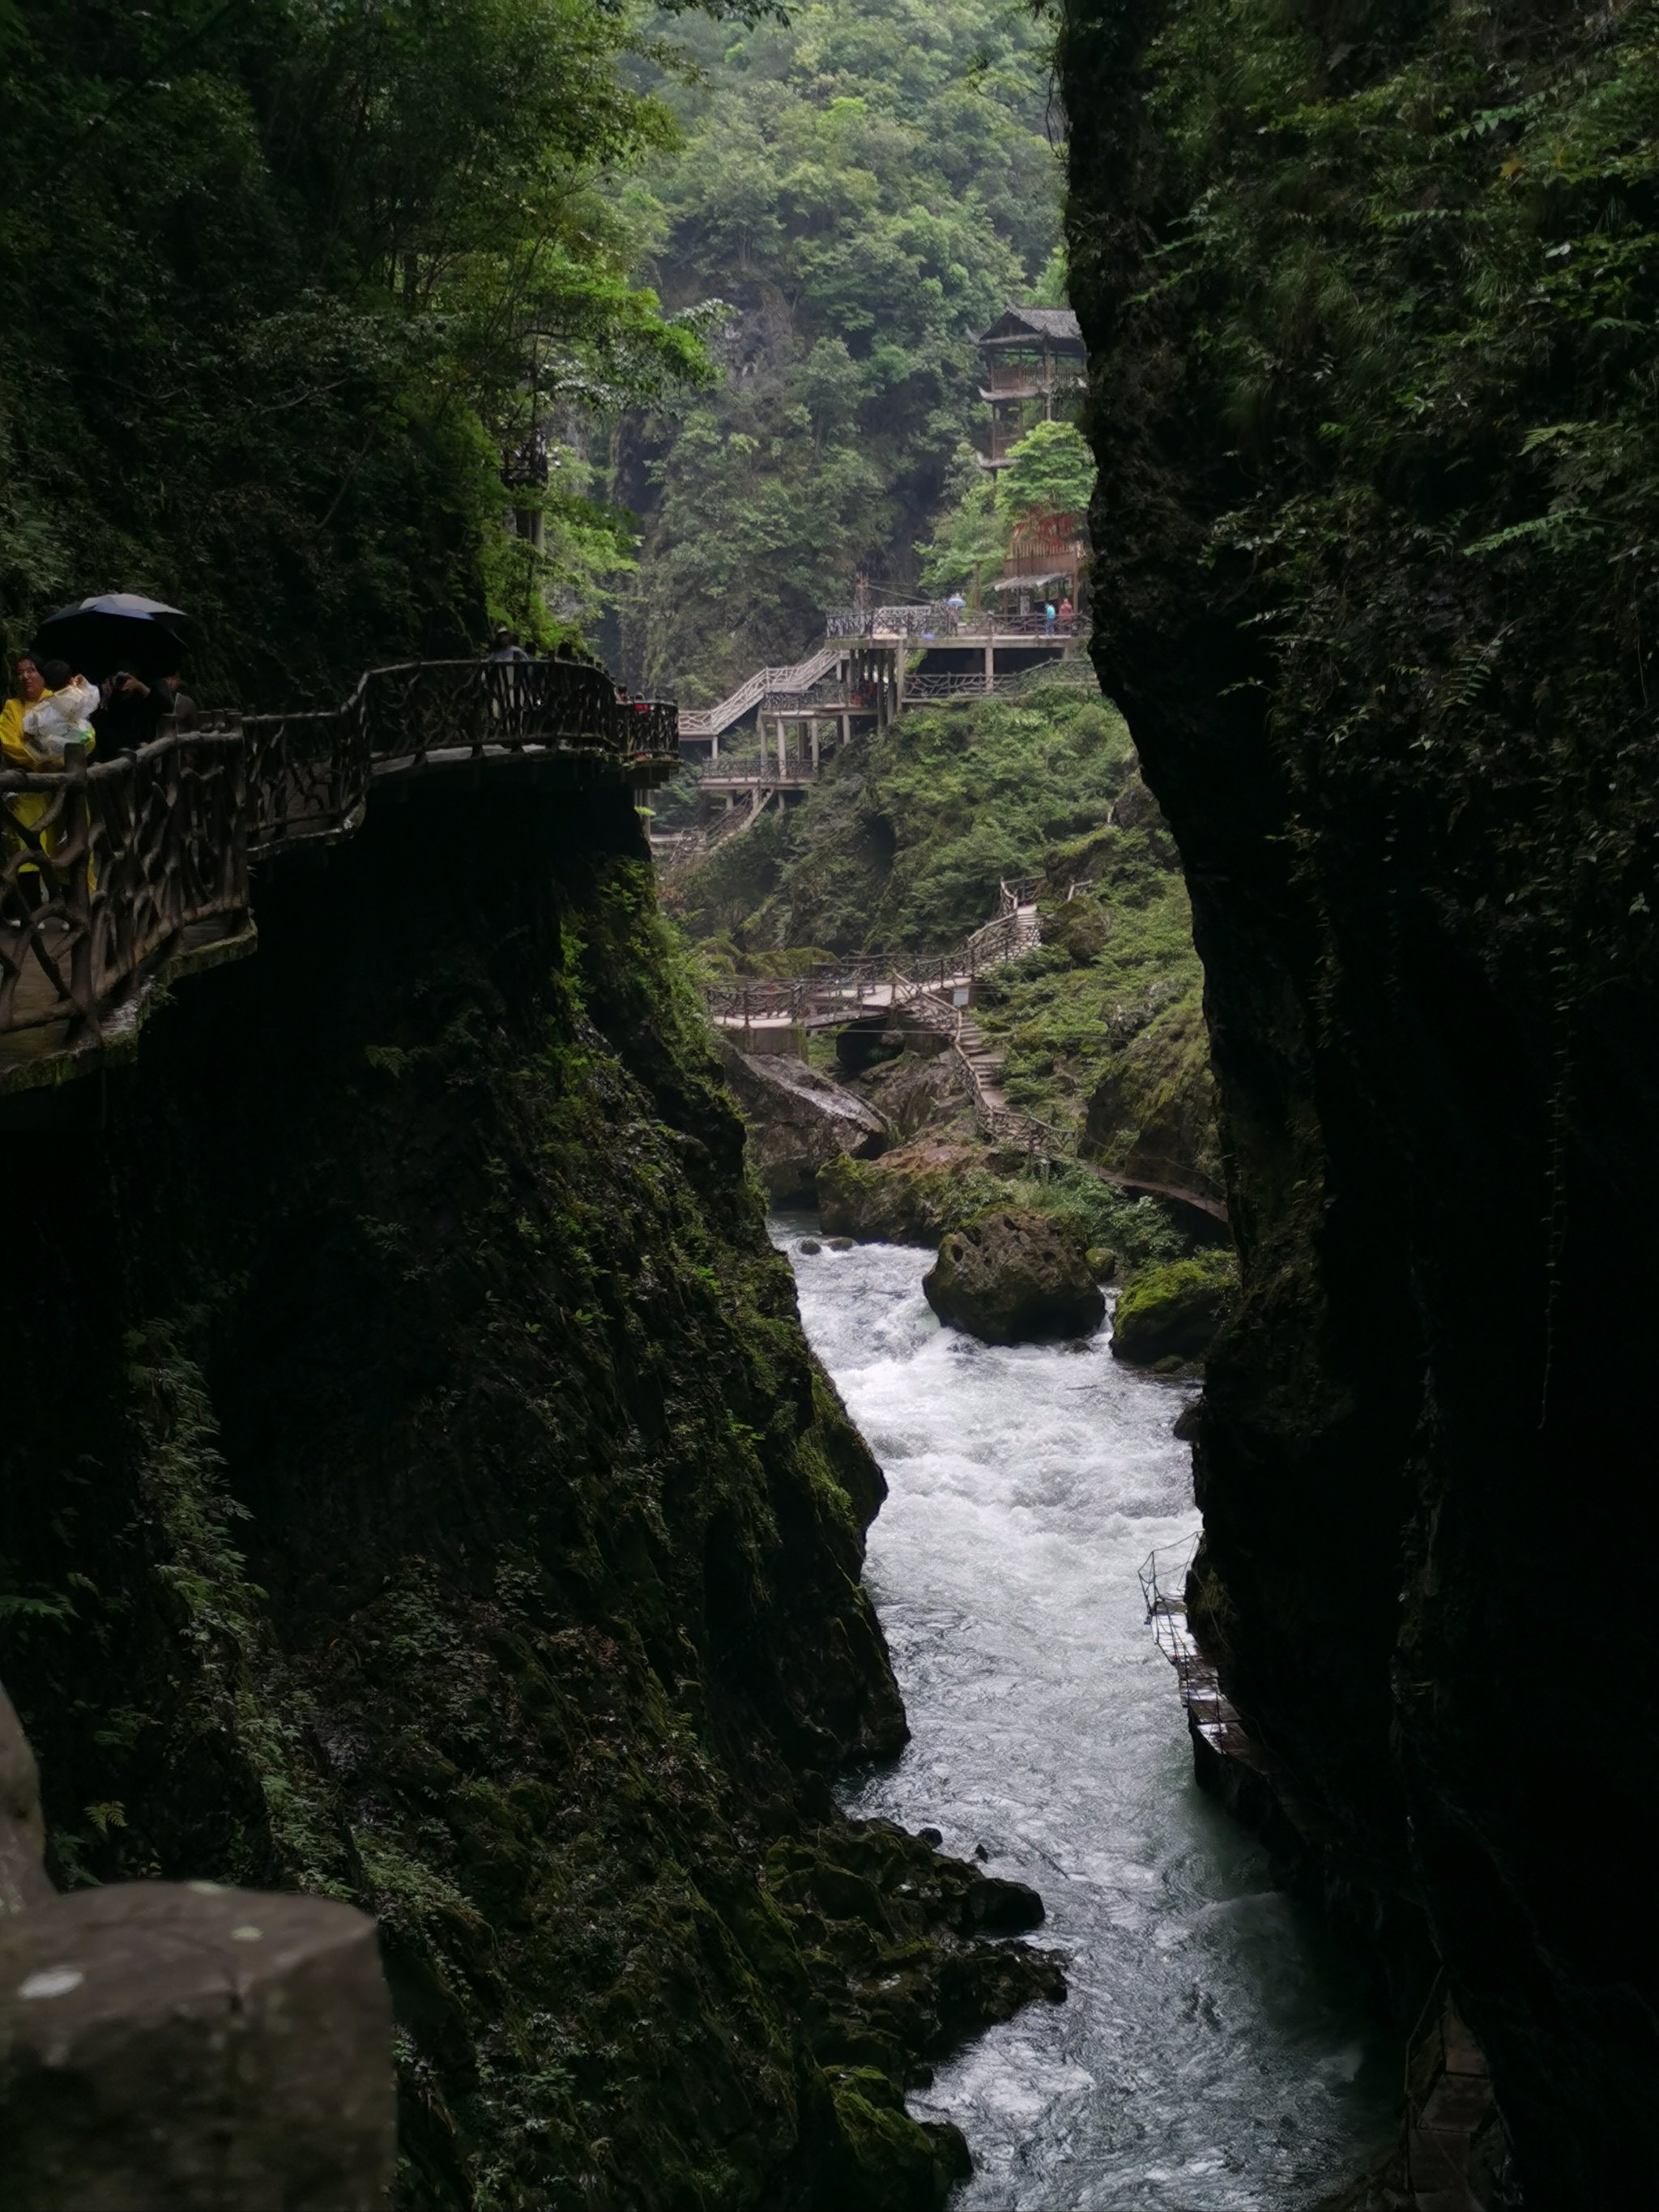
[0,0,717,701]
[614,0,1065,702]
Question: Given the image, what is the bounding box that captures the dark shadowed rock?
[0,1684,49,1914]
[923,1210,1106,1345]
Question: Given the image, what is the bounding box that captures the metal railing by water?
[824,607,1087,642]
[676,647,843,739]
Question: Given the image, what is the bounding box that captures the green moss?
[817,1150,1013,1246]
[1111,1251,1239,1368]
[2,778,1055,2212]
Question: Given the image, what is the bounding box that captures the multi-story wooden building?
[975,305,1086,470]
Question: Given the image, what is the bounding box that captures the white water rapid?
[778,1223,1399,2210]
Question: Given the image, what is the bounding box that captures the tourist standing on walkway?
[22,661,98,760]
[1,655,47,768]
[97,668,173,752]
[0,654,94,895]
[1059,595,1074,633]
[487,627,529,663]
[1043,600,1057,635]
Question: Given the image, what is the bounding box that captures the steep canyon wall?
[1061,0,1659,2199]
[0,767,1049,2209]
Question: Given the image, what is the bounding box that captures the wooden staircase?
[676,646,843,740]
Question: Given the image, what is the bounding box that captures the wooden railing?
[676,647,842,740]
[0,658,677,1059]
[0,722,247,1044]
[823,607,1085,641]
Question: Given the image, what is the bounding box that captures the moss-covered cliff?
[1060,0,1659,2198]
[0,765,1057,2208]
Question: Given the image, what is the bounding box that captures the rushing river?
[778,1223,1399,2211]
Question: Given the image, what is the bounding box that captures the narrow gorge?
[2,0,1654,2205]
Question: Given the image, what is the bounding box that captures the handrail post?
[60,749,98,1025]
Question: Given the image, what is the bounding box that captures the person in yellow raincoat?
[0,652,93,901]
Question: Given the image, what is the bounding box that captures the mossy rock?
[829,2068,969,2210]
[923,1209,1107,1345]
[1111,1251,1237,1366]
[817,1144,1009,1247]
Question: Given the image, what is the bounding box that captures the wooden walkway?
[0,658,678,1097]
[654,624,1094,876]
[706,881,1230,1222]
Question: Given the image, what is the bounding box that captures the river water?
[778,1223,1398,2211]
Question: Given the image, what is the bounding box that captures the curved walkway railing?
[0,658,677,1068]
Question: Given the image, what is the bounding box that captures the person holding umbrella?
[99,668,176,752]
[32,594,190,754]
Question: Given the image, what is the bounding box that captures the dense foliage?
[1060,0,1659,971]
[616,0,1065,701]
[0,0,718,702]
[918,418,1096,597]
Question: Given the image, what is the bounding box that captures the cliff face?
[1060,1,1659,2199]
[0,766,1053,2208]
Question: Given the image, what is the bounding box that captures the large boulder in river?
[1110,1251,1237,1367]
[923,1210,1106,1345]
[717,1042,887,1205]
[818,1140,1004,1246]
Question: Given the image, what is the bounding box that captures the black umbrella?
[34,594,190,681]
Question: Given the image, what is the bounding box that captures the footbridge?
[703,876,1228,1224]
[0,657,678,1097]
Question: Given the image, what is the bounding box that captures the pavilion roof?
[976,306,1084,348]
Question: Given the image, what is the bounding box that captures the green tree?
[615,0,1065,701]
[0,0,719,701]
[916,420,1096,595]
[1000,420,1095,522]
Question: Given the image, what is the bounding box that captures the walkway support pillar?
[984,641,995,694]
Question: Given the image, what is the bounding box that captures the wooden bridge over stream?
[0,658,679,1097]
[706,878,1229,1224]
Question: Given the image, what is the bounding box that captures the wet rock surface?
[923,1209,1106,1345]
[718,1038,888,1205]
[818,1141,1004,1247]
